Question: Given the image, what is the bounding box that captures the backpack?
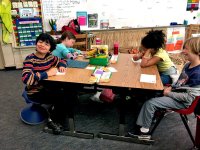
[62,19,80,35]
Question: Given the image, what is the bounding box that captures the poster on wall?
[166,27,185,52]
[186,0,199,11]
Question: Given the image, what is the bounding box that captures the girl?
[22,33,68,135]
[129,37,200,140]
[52,31,82,60]
[133,30,178,85]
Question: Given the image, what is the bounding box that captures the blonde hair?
[183,37,200,57]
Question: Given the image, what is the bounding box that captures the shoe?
[47,120,62,135]
[128,131,151,140]
[90,92,103,103]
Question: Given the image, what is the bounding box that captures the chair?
[73,33,88,51]
[150,96,200,146]
[20,90,49,125]
[195,115,200,148]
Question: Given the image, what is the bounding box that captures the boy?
[129,37,200,140]
[22,33,68,134]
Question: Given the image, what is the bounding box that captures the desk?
[97,54,163,144]
[45,53,163,143]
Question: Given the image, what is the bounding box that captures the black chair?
[20,90,49,125]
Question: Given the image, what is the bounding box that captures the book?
[88,13,98,28]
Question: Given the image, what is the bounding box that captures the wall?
[41,0,199,31]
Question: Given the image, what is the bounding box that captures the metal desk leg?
[61,118,94,139]
[98,94,154,145]
[44,117,94,139]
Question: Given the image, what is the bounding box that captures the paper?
[140,74,156,83]
[12,2,18,8]
[17,2,23,8]
[32,1,38,7]
[23,2,28,7]
[107,67,117,72]
[56,71,66,76]
[28,1,33,7]
[86,66,96,70]
[100,67,117,72]
[110,55,118,63]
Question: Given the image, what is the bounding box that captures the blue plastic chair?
[20,90,49,125]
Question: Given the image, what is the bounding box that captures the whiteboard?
[41,0,87,31]
[41,0,192,31]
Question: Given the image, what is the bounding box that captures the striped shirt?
[22,53,66,96]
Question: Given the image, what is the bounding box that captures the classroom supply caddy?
[87,45,109,66]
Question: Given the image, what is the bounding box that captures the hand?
[133,54,140,61]
[163,86,172,96]
[74,52,79,56]
[46,67,57,77]
[58,66,66,73]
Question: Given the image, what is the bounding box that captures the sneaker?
[47,120,62,135]
[128,131,151,140]
[90,92,103,103]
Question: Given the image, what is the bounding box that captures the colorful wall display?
[11,0,42,47]
[166,27,185,52]
[186,0,199,11]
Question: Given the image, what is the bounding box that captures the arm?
[163,86,194,102]
[22,56,48,86]
[140,49,161,68]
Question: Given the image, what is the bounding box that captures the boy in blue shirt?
[129,37,200,140]
[52,31,82,60]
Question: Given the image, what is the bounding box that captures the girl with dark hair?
[133,30,178,85]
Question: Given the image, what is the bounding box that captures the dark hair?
[57,31,76,43]
[141,30,166,51]
[36,33,56,52]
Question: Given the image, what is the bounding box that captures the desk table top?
[47,53,163,91]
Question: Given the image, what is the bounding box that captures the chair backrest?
[174,96,200,115]
[73,34,88,51]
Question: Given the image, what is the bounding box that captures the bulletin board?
[41,0,196,31]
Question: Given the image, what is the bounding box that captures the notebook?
[67,59,89,68]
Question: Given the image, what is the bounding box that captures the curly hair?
[35,33,56,52]
[141,30,166,51]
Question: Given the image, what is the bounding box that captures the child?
[128,37,200,140]
[52,31,82,60]
[133,30,178,85]
[22,33,68,135]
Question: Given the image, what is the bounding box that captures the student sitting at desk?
[22,33,68,135]
[133,30,178,85]
[52,31,82,60]
[129,37,200,140]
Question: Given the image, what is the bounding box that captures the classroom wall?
[41,0,200,32]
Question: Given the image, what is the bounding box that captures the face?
[63,38,76,47]
[36,40,51,55]
[141,45,155,54]
[182,44,197,61]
